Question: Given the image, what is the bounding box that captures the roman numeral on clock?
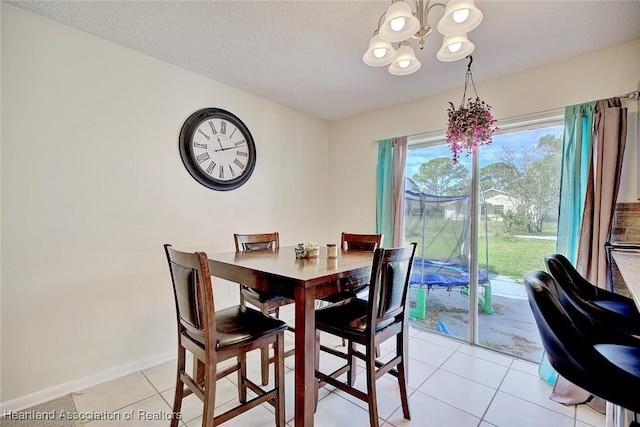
[194,142,207,149]
[196,152,210,163]
[206,161,216,175]
[197,129,210,140]
[208,122,217,135]
[233,159,245,169]
[220,121,226,135]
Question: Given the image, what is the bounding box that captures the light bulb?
[437,34,474,61]
[398,59,411,69]
[448,42,462,53]
[390,16,406,32]
[373,47,387,58]
[452,8,470,23]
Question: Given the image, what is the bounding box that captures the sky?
[406,125,564,179]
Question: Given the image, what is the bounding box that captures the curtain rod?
[619,90,640,100]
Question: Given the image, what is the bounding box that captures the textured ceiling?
[8,0,640,121]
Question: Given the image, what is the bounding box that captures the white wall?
[2,1,640,410]
[1,4,330,406]
[328,39,640,240]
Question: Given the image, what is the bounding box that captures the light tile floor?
[69,327,606,427]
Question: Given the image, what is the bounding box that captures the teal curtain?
[376,139,393,247]
[556,101,597,263]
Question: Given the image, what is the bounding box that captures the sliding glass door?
[404,118,563,362]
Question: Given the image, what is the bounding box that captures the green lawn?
[406,217,557,279]
[478,236,556,278]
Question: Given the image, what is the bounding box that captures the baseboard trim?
[0,350,176,413]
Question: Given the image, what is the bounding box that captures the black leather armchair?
[544,253,640,337]
[524,270,640,417]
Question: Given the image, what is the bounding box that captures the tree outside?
[411,157,469,196]
[407,132,562,277]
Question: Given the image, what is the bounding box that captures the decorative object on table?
[362,0,483,76]
[295,242,320,258]
[446,55,497,163]
[179,107,256,191]
[327,243,338,258]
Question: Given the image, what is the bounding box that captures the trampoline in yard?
[405,178,494,318]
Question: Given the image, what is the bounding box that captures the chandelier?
[363,0,483,76]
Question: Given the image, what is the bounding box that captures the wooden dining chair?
[340,232,383,296]
[314,243,417,427]
[321,233,383,304]
[341,232,383,252]
[320,233,383,349]
[163,244,286,427]
[234,232,295,386]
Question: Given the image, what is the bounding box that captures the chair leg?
[275,333,285,427]
[314,330,321,411]
[346,340,357,387]
[259,305,272,386]
[397,331,410,420]
[260,346,270,386]
[365,344,380,427]
[202,353,217,427]
[194,358,205,385]
[238,354,247,404]
[171,347,186,427]
[396,358,410,419]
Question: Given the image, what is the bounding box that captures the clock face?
[179,108,256,191]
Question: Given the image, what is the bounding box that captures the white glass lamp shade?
[388,44,421,75]
[363,33,397,66]
[379,1,420,42]
[437,33,475,62]
[437,0,483,35]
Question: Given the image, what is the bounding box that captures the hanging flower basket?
[446,97,497,163]
[446,56,498,164]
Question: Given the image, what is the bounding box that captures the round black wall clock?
[179,108,256,191]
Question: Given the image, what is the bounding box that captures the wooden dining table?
[207,245,374,427]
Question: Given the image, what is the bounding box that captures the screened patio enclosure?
[404,178,492,318]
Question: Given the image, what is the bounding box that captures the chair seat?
[595,299,640,319]
[321,284,369,303]
[241,286,292,305]
[187,305,287,350]
[316,298,395,339]
[595,343,640,377]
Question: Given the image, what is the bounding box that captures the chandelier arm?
[376,11,387,30]
[425,1,447,22]
[414,0,425,23]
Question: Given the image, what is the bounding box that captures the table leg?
[294,286,316,427]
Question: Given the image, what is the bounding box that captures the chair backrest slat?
[234,232,280,252]
[367,243,417,330]
[341,232,383,252]
[164,244,215,345]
